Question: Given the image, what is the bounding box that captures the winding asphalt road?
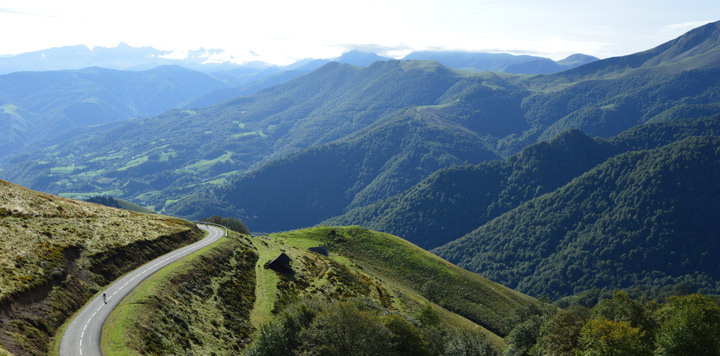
[59,224,225,356]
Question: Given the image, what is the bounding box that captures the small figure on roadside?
[103,292,107,304]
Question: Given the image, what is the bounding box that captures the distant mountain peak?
[403,50,597,74]
[556,53,599,66]
[560,20,720,79]
[333,50,391,66]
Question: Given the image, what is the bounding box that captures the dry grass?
[0,179,193,302]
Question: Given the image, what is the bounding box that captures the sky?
[0,0,718,65]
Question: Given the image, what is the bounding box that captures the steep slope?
[0,180,202,356]
[324,129,614,249]
[540,20,720,82]
[325,116,720,249]
[167,108,501,231]
[0,65,226,156]
[435,136,720,299]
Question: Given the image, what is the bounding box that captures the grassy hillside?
[0,179,202,356]
[102,233,257,355]
[436,136,720,299]
[103,226,546,355]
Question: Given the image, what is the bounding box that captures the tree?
[591,291,656,342]
[201,215,250,234]
[383,313,431,356]
[578,317,651,356]
[299,301,393,356]
[503,315,544,356]
[444,330,498,356]
[654,294,720,356]
[534,305,590,356]
[244,299,319,356]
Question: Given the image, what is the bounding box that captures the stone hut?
[266,252,292,273]
[307,246,329,256]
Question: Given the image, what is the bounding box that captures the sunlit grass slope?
[0,179,202,356]
[104,225,547,354]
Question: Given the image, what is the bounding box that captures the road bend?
[59,224,224,356]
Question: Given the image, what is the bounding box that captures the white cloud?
[158,49,188,60]
[0,0,718,64]
[662,21,712,33]
[660,21,712,37]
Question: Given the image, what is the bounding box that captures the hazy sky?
[0,0,717,65]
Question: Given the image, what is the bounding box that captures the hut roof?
[308,246,329,256]
[267,252,292,273]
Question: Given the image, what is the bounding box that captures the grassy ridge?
[269,226,545,337]
[104,225,545,354]
[103,232,257,355]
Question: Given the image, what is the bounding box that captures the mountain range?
[2,22,718,220]
[0,20,718,304]
[0,42,595,75]
[166,21,720,229]
[0,65,226,156]
[0,45,599,158]
[403,51,597,74]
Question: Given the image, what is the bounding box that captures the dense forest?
[435,135,720,299]
[503,292,720,356]
[326,116,720,250]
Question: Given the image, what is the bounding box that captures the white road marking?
[64,225,223,356]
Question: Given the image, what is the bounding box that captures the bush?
[201,215,250,234]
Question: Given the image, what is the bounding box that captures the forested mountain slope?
[325,116,720,249]
[166,108,502,231]
[435,135,720,299]
[0,61,483,211]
